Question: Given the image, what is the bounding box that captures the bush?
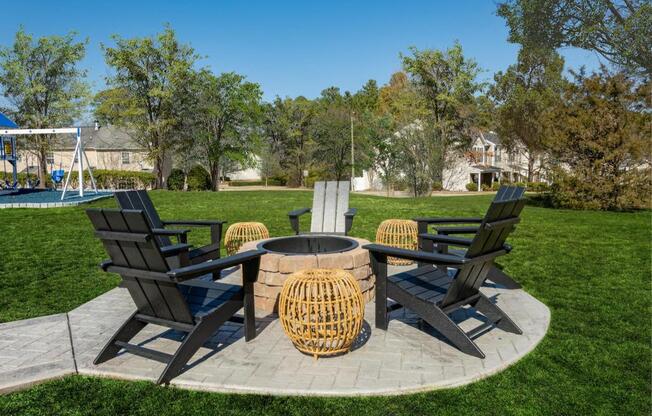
[186,166,211,191]
[229,179,286,187]
[526,182,549,192]
[466,183,478,191]
[432,181,443,192]
[167,169,184,191]
[491,182,501,191]
[481,184,492,191]
[60,169,155,190]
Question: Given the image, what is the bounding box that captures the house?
[442,131,540,191]
[357,128,544,192]
[14,125,154,174]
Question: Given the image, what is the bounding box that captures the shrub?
[481,184,492,191]
[466,183,478,191]
[60,170,155,190]
[491,182,501,191]
[166,169,185,191]
[186,166,211,191]
[432,181,443,191]
[229,179,286,187]
[526,182,549,192]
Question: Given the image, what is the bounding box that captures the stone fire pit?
[238,235,375,314]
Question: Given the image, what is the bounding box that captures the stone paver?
[0,314,75,393]
[0,265,551,396]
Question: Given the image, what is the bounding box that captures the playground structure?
[0,112,98,200]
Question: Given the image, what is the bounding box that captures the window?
[121,152,130,164]
[46,152,54,165]
[495,146,501,163]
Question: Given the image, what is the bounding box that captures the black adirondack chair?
[413,185,526,289]
[87,208,264,384]
[288,181,357,235]
[115,190,225,266]
[364,188,525,358]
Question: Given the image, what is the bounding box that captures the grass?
[0,190,650,415]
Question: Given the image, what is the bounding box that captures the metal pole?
[77,128,84,197]
[61,138,80,200]
[350,112,354,190]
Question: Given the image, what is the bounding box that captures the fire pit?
[238,235,375,313]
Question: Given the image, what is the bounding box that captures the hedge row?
[228,178,286,187]
[63,170,155,190]
[466,181,550,192]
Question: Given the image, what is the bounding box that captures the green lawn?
[0,191,650,415]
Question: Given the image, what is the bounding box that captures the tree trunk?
[210,162,220,191]
[154,156,165,189]
[183,171,188,191]
[527,153,536,182]
[38,148,48,189]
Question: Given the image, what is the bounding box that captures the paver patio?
[0,265,549,396]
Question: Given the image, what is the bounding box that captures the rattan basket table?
[279,269,364,358]
[224,222,270,255]
[375,219,418,265]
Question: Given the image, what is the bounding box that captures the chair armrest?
[419,233,473,246]
[288,208,311,235]
[162,220,226,252]
[167,249,265,281]
[162,220,227,226]
[160,243,193,257]
[363,243,468,266]
[288,208,311,217]
[413,217,483,224]
[152,228,190,244]
[435,226,480,235]
[344,208,357,235]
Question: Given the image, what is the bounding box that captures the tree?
[497,0,652,78]
[263,96,314,187]
[401,43,483,184]
[97,26,198,188]
[491,48,565,181]
[547,67,650,210]
[257,140,281,187]
[192,71,263,191]
[0,28,90,187]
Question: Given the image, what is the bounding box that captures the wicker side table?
[375,219,418,265]
[279,269,364,358]
[225,222,270,255]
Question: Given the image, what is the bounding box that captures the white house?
[443,131,539,191]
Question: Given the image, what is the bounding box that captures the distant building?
[14,125,153,174]
[443,131,543,191]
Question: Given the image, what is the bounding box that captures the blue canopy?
[0,112,18,128]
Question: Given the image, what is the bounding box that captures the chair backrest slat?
[310,181,350,233]
[439,186,525,309]
[87,208,194,324]
[310,182,326,232]
[114,190,171,246]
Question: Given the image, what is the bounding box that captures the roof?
[481,131,501,146]
[0,112,18,128]
[60,125,142,150]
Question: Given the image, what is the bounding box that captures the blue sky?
[1,0,603,101]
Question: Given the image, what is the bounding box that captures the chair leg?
[421,306,486,359]
[370,253,388,330]
[94,312,146,365]
[473,294,522,334]
[157,317,220,385]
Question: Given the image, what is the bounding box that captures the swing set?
[0,113,98,200]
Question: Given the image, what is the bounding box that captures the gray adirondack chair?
[288,181,357,235]
[365,187,525,358]
[115,190,225,266]
[87,208,264,384]
[413,185,526,289]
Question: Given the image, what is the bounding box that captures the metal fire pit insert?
[257,235,358,255]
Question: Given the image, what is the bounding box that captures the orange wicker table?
[224,222,270,255]
[375,219,418,265]
[278,269,364,358]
